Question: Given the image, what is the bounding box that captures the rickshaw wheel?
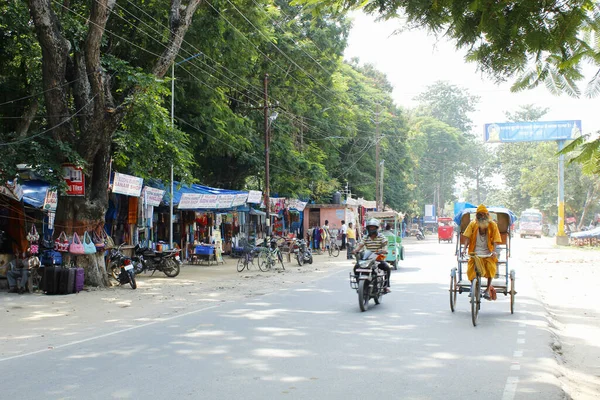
[471,277,481,326]
[449,269,457,312]
[510,270,516,314]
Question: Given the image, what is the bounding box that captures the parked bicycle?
[236,245,260,272]
[327,239,340,257]
[257,237,285,271]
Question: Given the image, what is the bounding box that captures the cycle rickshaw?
[449,207,517,326]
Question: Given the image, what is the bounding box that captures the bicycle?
[257,239,285,271]
[327,239,340,257]
[236,246,258,272]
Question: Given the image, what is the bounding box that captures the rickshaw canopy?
[454,207,517,234]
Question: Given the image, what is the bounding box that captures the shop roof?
[21,180,49,209]
[147,180,246,206]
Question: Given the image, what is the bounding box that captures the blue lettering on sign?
[484,120,582,143]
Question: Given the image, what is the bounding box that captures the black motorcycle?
[416,227,425,241]
[107,244,137,289]
[133,244,181,278]
[349,250,388,312]
[296,239,313,266]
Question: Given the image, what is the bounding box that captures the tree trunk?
[29,0,205,286]
[578,183,598,230]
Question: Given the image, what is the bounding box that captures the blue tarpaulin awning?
[147,180,247,206]
[22,180,50,209]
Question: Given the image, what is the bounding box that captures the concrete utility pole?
[374,103,382,211]
[263,74,270,234]
[379,160,385,211]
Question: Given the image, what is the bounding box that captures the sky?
[344,12,600,138]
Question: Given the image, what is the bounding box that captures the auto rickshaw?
[365,211,405,269]
[438,217,454,243]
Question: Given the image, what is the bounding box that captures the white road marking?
[502,377,520,400]
[519,323,526,328]
[518,330,526,335]
[517,338,526,345]
[513,350,523,357]
[0,304,221,363]
[510,363,521,371]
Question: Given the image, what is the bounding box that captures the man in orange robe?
[463,204,502,299]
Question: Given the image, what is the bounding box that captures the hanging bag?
[69,232,85,255]
[55,231,70,252]
[83,231,97,254]
[27,225,40,242]
[92,230,105,250]
[104,230,115,249]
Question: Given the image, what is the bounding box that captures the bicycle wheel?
[449,268,457,312]
[471,277,481,326]
[258,252,270,272]
[237,257,246,272]
[331,244,340,257]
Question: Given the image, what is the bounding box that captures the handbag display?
[104,231,115,249]
[83,231,97,254]
[30,243,39,254]
[69,232,85,255]
[92,230,105,250]
[27,225,40,242]
[55,231,70,253]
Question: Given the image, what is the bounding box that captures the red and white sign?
[112,172,144,197]
[62,164,85,196]
[143,186,165,207]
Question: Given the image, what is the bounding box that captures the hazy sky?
[344,12,600,137]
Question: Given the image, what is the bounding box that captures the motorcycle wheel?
[297,253,304,266]
[307,254,313,264]
[163,259,180,278]
[358,280,369,312]
[128,272,137,290]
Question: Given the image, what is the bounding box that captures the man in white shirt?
[340,220,347,250]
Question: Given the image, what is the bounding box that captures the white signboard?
[288,199,308,211]
[178,193,203,209]
[216,194,235,209]
[112,172,143,197]
[247,190,263,204]
[43,189,58,211]
[199,194,218,209]
[231,193,248,207]
[0,184,23,201]
[143,186,165,207]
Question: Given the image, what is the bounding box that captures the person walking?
[340,220,347,250]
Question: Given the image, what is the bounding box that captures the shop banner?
[179,193,203,209]
[288,199,307,211]
[112,172,144,197]
[247,190,263,204]
[43,189,58,211]
[143,186,165,207]
[216,194,235,209]
[484,120,582,143]
[199,194,218,209]
[62,163,85,196]
[231,193,248,207]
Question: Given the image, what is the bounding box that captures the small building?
[303,203,359,238]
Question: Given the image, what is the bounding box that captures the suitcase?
[73,267,84,293]
[58,268,75,295]
[43,266,61,295]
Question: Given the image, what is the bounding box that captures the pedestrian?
[321,220,331,253]
[340,220,347,250]
[346,222,356,259]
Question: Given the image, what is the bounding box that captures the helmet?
[366,218,380,228]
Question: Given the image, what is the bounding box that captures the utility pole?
[263,74,270,235]
[379,160,385,211]
[169,63,174,248]
[374,103,382,211]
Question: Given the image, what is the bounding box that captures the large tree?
[23,0,204,285]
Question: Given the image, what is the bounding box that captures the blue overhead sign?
[484,120,582,143]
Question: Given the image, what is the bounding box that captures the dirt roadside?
[516,237,600,400]
[0,253,353,360]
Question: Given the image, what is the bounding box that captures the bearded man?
[463,204,502,300]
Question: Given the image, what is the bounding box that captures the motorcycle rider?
[353,218,391,293]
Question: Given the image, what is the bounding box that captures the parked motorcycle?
[106,244,137,289]
[349,250,388,312]
[295,239,313,266]
[416,227,425,241]
[133,244,181,277]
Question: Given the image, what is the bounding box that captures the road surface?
[1,237,566,399]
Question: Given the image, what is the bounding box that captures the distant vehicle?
[519,209,543,238]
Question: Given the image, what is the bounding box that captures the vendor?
[5,249,34,294]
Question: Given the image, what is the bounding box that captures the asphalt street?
[2,237,566,399]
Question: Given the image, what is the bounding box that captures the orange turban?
[476,204,488,214]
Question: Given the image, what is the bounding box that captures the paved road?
[2,238,566,399]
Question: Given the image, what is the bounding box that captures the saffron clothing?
[464,220,501,280]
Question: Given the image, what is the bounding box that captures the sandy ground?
[0,252,353,359]
[516,237,600,400]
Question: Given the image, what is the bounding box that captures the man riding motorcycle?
[353,218,392,293]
